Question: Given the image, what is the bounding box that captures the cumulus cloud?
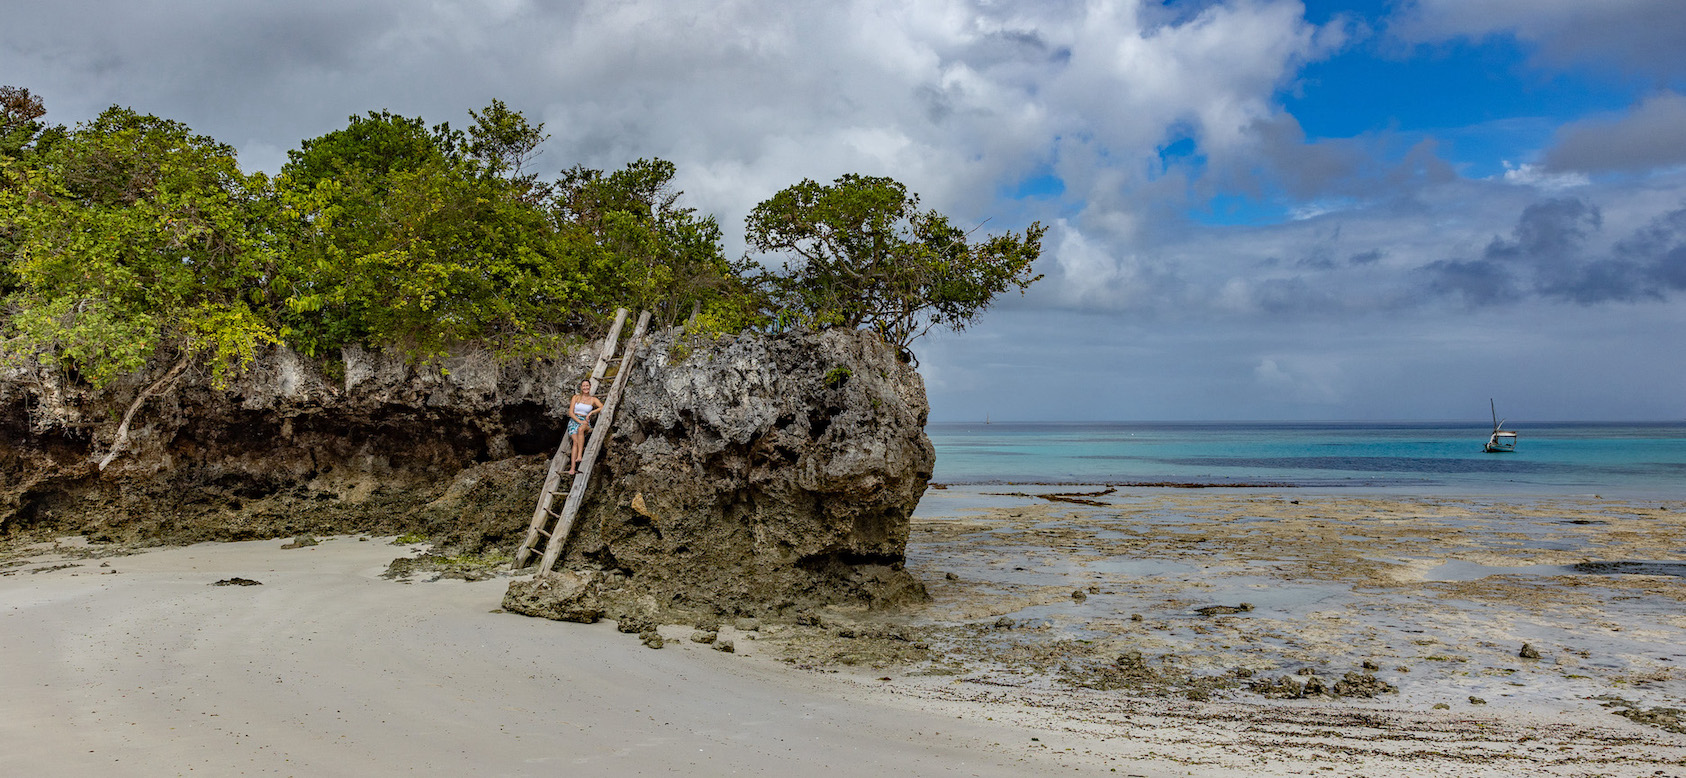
[2,0,1355,259]
[1500,163,1589,191]
[1542,91,1686,175]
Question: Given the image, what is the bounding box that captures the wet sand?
[6,488,1686,776]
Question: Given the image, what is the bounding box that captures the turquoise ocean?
[927,421,1686,497]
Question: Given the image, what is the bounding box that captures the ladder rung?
[536,528,551,538]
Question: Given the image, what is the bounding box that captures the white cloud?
[1499,162,1589,191]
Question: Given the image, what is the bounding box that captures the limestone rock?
[4,328,933,616]
[501,571,606,623]
[555,327,932,615]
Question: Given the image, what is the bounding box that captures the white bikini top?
[573,402,594,417]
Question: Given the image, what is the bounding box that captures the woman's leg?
[568,429,584,473]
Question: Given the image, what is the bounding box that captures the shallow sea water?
[929,421,1686,497]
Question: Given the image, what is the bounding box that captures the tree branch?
[97,352,192,472]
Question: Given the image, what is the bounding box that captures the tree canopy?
[0,87,1044,393]
[0,106,279,387]
[747,173,1044,354]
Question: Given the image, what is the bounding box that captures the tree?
[552,158,760,330]
[467,98,549,194]
[281,110,459,193]
[746,174,1044,355]
[1,86,63,299]
[1,106,280,386]
[0,106,282,466]
[0,85,49,160]
[274,106,586,360]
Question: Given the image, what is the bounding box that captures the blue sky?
[5,0,1685,421]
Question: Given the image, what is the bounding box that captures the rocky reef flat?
[723,486,1686,773]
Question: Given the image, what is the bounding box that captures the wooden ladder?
[513,308,651,572]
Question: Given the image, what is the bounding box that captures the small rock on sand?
[713,640,735,653]
[691,630,718,644]
[639,630,664,649]
[1333,671,1398,698]
[618,616,655,634]
[279,535,319,550]
[212,577,262,586]
[1519,643,1542,659]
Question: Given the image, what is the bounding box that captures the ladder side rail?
[513,308,630,568]
[537,310,651,572]
[587,308,630,392]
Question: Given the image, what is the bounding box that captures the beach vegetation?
[746,173,1045,357]
[0,105,281,387]
[1,87,1040,393]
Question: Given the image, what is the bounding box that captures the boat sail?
[1484,399,1517,453]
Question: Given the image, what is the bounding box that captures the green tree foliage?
[2,91,1037,399]
[1,86,50,161]
[0,105,279,387]
[282,110,459,193]
[467,98,549,197]
[274,108,586,359]
[746,173,1044,354]
[554,158,761,331]
[1,85,57,299]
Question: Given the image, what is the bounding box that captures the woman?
[565,379,603,475]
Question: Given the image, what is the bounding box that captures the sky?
[5,0,1685,422]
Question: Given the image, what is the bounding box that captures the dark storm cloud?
[1613,206,1686,292]
[1543,92,1686,174]
[1396,0,1686,78]
[1482,198,1602,270]
[1419,196,1686,306]
[1419,257,1520,306]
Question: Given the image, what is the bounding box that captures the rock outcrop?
[510,327,934,617]
[1,327,933,614]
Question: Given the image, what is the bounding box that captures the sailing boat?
[1484,399,1517,453]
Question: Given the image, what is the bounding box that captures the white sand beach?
[1,536,1101,777]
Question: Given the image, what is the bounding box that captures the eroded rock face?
[550,327,935,616]
[1,345,584,546]
[1,328,932,614]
